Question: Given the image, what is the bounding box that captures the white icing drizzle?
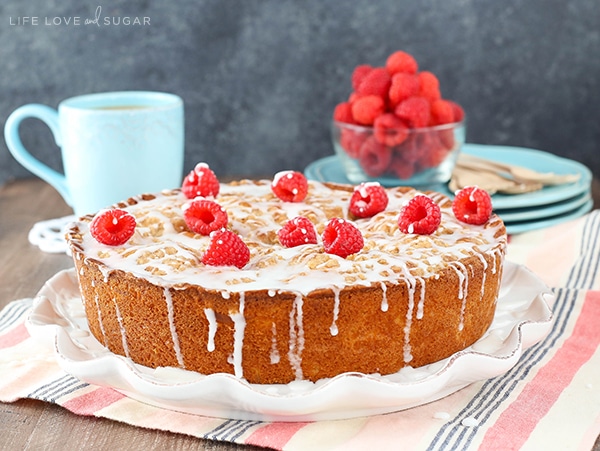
[402,275,426,363]
[270,322,280,364]
[403,278,416,363]
[451,262,469,331]
[474,252,488,297]
[74,181,506,298]
[93,294,108,346]
[112,298,130,358]
[330,287,341,336]
[228,292,246,378]
[164,287,184,367]
[98,265,110,283]
[288,292,305,380]
[380,282,388,312]
[204,308,217,352]
[416,277,426,320]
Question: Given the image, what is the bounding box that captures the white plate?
[305,144,592,210]
[26,264,554,422]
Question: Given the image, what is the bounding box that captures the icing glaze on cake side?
[66,180,507,384]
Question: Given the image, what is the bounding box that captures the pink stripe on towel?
[0,323,29,349]
[62,387,127,416]
[245,421,311,449]
[481,290,600,450]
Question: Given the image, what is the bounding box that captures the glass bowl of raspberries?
[332,50,466,187]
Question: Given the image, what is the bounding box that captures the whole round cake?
[66,167,507,384]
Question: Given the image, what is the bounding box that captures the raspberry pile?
[333,50,465,180]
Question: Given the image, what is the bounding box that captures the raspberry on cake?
[66,177,507,385]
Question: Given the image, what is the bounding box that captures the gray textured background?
[2,0,599,192]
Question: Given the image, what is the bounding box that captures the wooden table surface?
[1,177,600,450]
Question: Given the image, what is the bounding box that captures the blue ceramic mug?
[5,91,184,216]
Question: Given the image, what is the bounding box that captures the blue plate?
[305,144,592,210]
[504,199,593,235]
[496,191,591,222]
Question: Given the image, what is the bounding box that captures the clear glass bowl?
[332,119,466,187]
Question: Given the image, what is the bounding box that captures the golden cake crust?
[67,180,507,384]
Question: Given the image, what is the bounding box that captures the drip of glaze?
[94,294,108,346]
[330,287,342,336]
[204,308,217,352]
[288,292,305,380]
[163,288,184,367]
[380,282,388,312]
[270,322,280,364]
[416,278,426,320]
[113,298,130,358]
[228,292,246,378]
[403,278,416,363]
[451,262,469,331]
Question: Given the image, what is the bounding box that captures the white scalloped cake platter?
[26,262,554,422]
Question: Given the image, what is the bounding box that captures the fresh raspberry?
[347,92,360,104]
[271,170,308,202]
[182,162,220,199]
[201,228,250,269]
[90,209,136,246]
[338,128,367,158]
[351,95,385,125]
[358,136,392,177]
[395,96,431,128]
[385,50,418,75]
[452,186,493,225]
[322,218,364,258]
[418,71,441,101]
[349,182,389,218]
[333,102,354,123]
[430,99,455,125]
[351,64,373,91]
[356,67,392,98]
[388,72,420,107]
[398,195,441,235]
[277,216,318,248]
[183,199,228,235]
[449,100,465,122]
[373,113,409,146]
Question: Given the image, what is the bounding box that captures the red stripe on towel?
[62,387,127,415]
[245,422,311,449]
[0,323,30,349]
[481,290,600,450]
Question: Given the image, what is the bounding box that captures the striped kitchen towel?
[1,211,600,450]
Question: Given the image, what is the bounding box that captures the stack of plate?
[304,144,593,235]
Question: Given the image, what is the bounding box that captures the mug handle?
[4,104,72,207]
